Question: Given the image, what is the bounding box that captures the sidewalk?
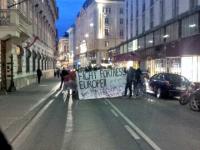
[0,78,60,142]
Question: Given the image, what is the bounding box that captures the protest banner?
[76,68,126,100]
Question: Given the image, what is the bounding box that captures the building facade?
[67,26,76,68]
[57,34,73,68]
[75,0,125,67]
[0,0,58,90]
[109,0,200,82]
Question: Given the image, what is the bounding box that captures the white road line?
[27,84,59,113]
[107,100,162,150]
[104,101,108,105]
[124,125,140,140]
[110,109,119,117]
[55,90,62,97]
[61,91,74,150]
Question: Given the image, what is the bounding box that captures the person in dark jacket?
[0,129,12,150]
[36,68,42,84]
[124,67,136,97]
[134,67,142,96]
[60,68,69,89]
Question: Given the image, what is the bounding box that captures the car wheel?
[189,96,200,111]
[156,88,162,99]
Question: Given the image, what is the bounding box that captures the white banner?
[76,68,126,100]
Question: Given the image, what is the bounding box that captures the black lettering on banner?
[78,79,106,89]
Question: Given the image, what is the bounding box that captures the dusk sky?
[56,0,85,38]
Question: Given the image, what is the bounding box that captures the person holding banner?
[124,67,136,98]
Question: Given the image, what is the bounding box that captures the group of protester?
[124,66,149,98]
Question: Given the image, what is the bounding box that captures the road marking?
[106,100,162,150]
[55,90,62,97]
[104,101,108,105]
[61,91,74,150]
[110,109,118,117]
[28,84,59,112]
[12,99,54,147]
[39,84,48,87]
[124,125,140,140]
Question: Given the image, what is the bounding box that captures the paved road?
[12,92,200,150]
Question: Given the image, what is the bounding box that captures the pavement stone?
[0,78,60,142]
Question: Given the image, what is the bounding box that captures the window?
[190,0,198,9]
[16,46,23,74]
[120,8,123,14]
[103,7,111,14]
[145,33,154,48]
[120,29,124,37]
[105,29,109,36]
[138,37,145,49]
[154,28,165,45]
[26,50,31,73]
[105,18,109,24]
[17,55,23,74]
[120,18,123,24]
[105,41,109,47]
[165,22,179,42]
[181,14,199,38]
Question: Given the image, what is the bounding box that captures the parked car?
[149,73,191,98]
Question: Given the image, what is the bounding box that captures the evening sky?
[56,0,85,38]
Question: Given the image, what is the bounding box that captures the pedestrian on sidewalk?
[0,129,12,150]
[37,68,42,84]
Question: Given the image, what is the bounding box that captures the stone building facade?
[74,0,125,67]
[0,0,58,90]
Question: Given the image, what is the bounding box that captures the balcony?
[0,9,32,41]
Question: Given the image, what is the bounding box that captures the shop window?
[181,56,200,82]
[167,57,181,74]
[181,13,199,38]
[155,59,166,73]
[120,45,124,54]
[124,44,128,53]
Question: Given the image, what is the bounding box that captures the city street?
[9,88,200,150]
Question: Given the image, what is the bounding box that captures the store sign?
[76,68,126,100]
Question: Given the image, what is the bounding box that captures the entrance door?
[1,40,7,90]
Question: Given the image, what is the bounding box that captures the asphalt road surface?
[13,91,200,150]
